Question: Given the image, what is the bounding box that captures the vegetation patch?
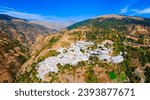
[37,50,60,62]
[47,36,60,48]
[108,71,117,80]
[117,72,127,82]
[85,67,97,83]
[17,54,28,64]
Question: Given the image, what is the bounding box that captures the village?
[36,40,124,79]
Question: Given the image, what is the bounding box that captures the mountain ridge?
[98,14,144,20]
[67,14,150,30]
[0,14,26,21]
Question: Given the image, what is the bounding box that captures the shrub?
[85,68,97,83]
[17,54,28,64]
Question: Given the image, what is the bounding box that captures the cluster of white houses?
[37,41,124,79]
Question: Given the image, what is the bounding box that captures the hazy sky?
[0,0,150,21]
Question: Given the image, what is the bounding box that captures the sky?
[0,0,150,22]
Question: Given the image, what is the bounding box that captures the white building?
[36,41,125,80]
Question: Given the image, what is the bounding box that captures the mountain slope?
[67,14,150,31]
[16,14,150,83]
[66,14,150,83]
[0,14,58,82]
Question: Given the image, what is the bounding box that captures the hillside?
[15,14,150,83]
[0,14,57,82]
[68,14,150,30]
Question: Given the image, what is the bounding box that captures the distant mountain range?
[29,20,76,31]
[0,14,150,83]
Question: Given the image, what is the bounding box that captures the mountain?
[0,14,58,82]
[0,14,150,83]
[14,14,150,83]
[29,20,76,31]
[0,14,25,21]
[67,14,150,30]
